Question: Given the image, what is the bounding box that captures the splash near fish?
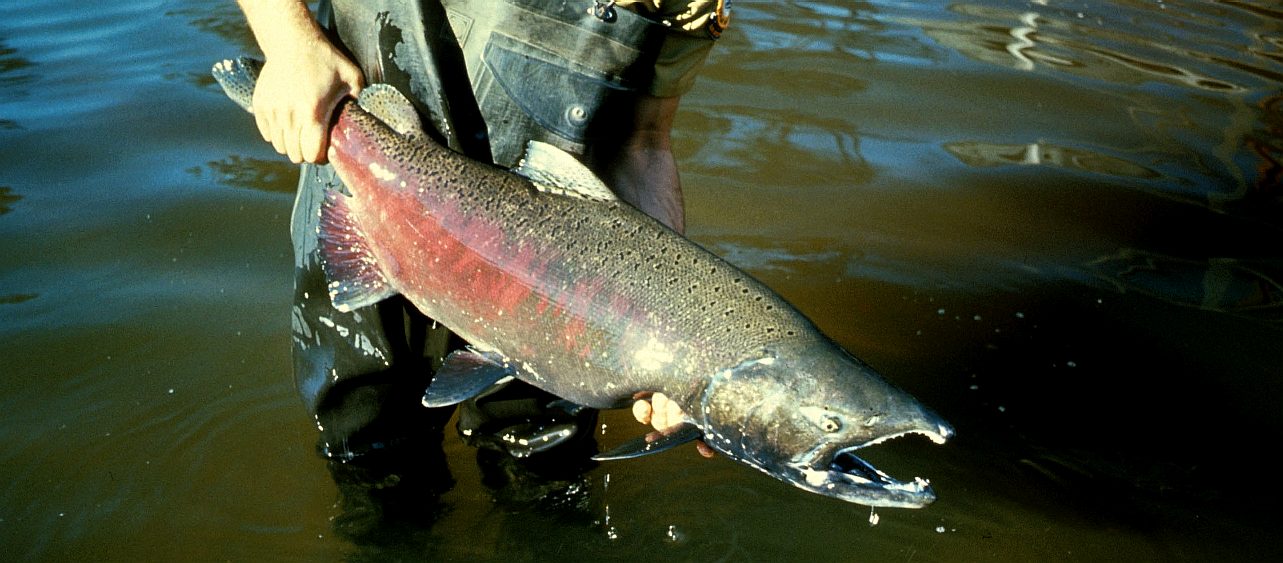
[213,57,953,508]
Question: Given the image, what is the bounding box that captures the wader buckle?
[588,0,617,22]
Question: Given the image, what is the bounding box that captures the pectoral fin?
[592,423,702,461]
[422,348,516,407]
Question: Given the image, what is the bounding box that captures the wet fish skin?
[213,58,953,508]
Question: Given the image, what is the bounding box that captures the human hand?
[631,392,715,458]
[251,38,363,164]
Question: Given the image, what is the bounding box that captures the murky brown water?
[3,0,1281,560]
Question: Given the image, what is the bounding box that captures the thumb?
[339,64,365,98]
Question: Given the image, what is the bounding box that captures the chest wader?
[291,0,664,462]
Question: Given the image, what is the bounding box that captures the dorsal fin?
[514,140,618,202]
[356,84,427,139]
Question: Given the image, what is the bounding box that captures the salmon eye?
[799,406,844,433]
[820,416,842,433]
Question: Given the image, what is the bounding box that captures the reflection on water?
[883,0,1283,215]
[0,185,19,214]
[944,139,1160,178]
[1248,91,1283,200]
[1011,8,1242,90]
[0,37,31,130]
[711,240,842,273]
[163,3,258,51]
[0,293,37,305]
[0,37,34,87]
[935,0,1278,89]
[190,155,300,194]
[3,0,1282,560]
[1089,248,1283,319]
[0,185,29,306]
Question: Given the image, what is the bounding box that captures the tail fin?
[211,57,262,113]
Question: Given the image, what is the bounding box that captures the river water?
[2,1,1280,560]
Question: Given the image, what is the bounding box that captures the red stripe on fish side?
[330,111,570,330]
[351,182,549,323]
[329,107,644,362]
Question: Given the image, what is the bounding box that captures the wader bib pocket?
[447,0,665,166]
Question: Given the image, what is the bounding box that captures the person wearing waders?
[234,0,728,530]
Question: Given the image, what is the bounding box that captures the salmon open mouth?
[786,429,949,509]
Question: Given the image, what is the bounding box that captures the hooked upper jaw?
[696,338,957,508]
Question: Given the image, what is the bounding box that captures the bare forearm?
[605,142,685,234]
[591,94,686,234]
[236,0,327,58]
[235,0,364,164]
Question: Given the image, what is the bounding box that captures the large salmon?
[213,58,953,508]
